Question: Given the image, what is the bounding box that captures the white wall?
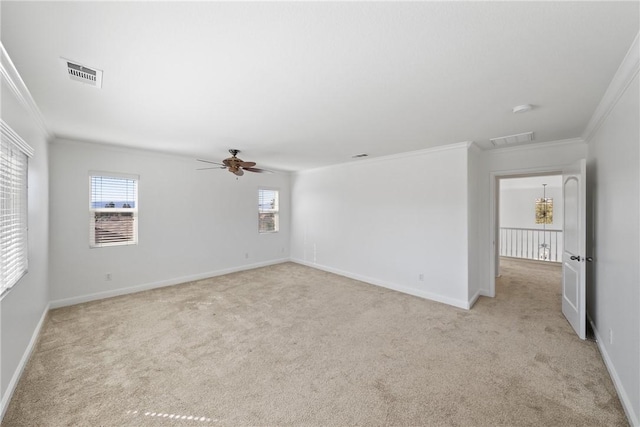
[290,143,472,309]
[500,176,563,230]
[586,71,639,426]
[467,145,481,303]
[0,48,50,417]
[49,139,290,306]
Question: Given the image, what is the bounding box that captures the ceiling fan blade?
[197,159,225,166]
[244,167,273,174]
[200,151,267,177]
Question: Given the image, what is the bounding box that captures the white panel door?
[562,159,587,339]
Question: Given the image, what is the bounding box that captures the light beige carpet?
[3,259,627,426]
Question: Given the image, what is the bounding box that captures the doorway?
[497,175,563,276]
[488,161,588,340]
[494,175,565,324]
[489,170,562,296]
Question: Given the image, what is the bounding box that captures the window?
[1,120,34,297]
[258,188,279,233]
[90,173,138,247]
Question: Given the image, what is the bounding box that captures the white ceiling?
[1,1,638,171]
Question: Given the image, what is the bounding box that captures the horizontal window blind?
[1,120,33,297]
[90,174,138,247]
[258,189,279,233]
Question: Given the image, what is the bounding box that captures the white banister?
[499,227,563,262]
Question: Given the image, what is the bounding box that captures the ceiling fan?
[197,149,271,176]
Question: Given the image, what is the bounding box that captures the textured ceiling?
[1,1,638,171]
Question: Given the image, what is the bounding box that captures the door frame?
[488,167,563,297]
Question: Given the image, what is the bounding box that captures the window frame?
[0,120,34,298]
[89,172,139,248]
[258,187,279,234]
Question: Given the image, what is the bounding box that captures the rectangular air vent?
[490,131,534,147]
[62,58,103,88]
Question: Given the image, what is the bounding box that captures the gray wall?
[291,143,473,309]
[0,49,50,416]
[49,139,291,307]
[586,72,639,425]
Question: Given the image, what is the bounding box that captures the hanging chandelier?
[537,184,550,260]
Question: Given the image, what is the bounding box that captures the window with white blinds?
[90,173,138,247]
[258,188,279,233]
[1,120,34,298]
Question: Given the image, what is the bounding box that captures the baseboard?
[499,256,562,266]
[49,258,290,309]
[468,289,481,308]
[291,258,470,310]
[588,316,639,427]
[479,289,495,298]
[1,303,50,422]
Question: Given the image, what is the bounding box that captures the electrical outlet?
[609,328,613,345]
[105,273,112,281]
[418,273,424,281]
[244,253,249,259]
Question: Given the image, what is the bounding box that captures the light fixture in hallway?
[536,183,552,260]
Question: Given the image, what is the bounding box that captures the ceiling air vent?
[62,58,103,88]
[490,131,534,147]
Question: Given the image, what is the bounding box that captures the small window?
[0,120,33,297]
[90,173,138,247]
[258,188,279,233]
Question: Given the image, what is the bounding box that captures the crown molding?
[53,136,292,175]
[295,141,471,175]
[0,43,52,139]
[487,137,585,155]
[467,141,482,153]
[582,32,639,143]
[1,119,34,157]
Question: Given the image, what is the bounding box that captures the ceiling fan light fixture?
[196,149,272,176]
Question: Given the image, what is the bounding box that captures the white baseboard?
[588,316,639,427]
[1,303,50,421]
[479,289,495,298]
[291,258,471,310]
[468,289,482,308]
[49,258,289,309]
